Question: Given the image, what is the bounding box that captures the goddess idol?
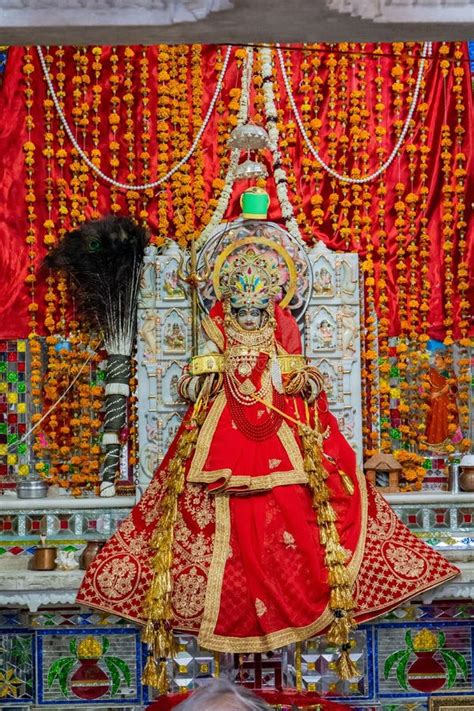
[77,213,458,687]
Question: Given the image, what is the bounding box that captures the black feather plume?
[45,216,149,355]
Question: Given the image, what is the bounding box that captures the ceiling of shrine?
[0,0,472,45]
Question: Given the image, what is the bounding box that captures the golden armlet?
[190,353,306,376]
[190,354,225,375]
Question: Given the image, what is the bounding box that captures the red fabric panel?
[0,44,472,338]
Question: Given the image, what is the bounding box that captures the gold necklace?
[224,313,275,350]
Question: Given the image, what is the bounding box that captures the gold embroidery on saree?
[173,566,208,619]
[382,542,428,580]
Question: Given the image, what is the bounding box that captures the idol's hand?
[178,372,223,403]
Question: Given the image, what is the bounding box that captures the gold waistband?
[190,353,306,376]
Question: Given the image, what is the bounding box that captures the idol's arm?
[178,326,224,403]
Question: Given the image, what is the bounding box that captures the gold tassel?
[338,469,355,495]
[142,655,160,687]
[318,503,337,523]
[327,614,353,645]
[141,398,207,695]
[335,649,359,680]
[330,586,355,610]
[312,491,329,506]
[303,453,317,471]
[327,565,349,587]
[141,621,155,644]
[156,660,169,694]
[298,409,359,684]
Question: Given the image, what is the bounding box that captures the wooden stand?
[364,452,402,493]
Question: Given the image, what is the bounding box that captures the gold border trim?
[198,464,368,652]
[193,469,308,492]
[198,494,231,648]
[354,567,459,622]
[188,391,226,483]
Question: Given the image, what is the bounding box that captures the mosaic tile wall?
[0,603,472,708]
[0,337,108,492]
[390,499,474,549]
[0,340,29,487]
[0,507,128,559]
[0,493,472,560]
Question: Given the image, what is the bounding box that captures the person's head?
[434,350,447,369]
[174,678,271,711]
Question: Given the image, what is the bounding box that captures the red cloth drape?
[0,44,472,338]
[146,690,356,710]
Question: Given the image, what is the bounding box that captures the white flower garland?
[36,44,232,192]
[196,47,253,248]
[259,46,304,245]
[276,42,432,185]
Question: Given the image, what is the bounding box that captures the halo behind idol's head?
[197,219,312,323]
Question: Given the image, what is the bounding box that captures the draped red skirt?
[77,392,459,652]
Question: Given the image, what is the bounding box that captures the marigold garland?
[15,43,473,495]
[191,44,207,229]
[374,47,391,453]
[393,450,426,492]
[21,47,40,478]
[123,47,139,218]
[108,48,121,215]
[451,42,471,451]
[90,46,103,220]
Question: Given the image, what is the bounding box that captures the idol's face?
[236,306,262,331]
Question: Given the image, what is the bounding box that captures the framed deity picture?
[429,696,474,711]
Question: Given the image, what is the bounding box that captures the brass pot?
[459,466,474,492]
[80,541,105,570]
[31,546,57,570]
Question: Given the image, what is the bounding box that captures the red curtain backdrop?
[0,43,472,339]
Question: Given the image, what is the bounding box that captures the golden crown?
[219,247,280,310]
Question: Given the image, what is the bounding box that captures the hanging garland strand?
[276,42,432,184]
[36,44,232,192]
[195,47,252,247]
[259,46,303,244]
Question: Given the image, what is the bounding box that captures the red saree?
[77,304,459,652]
[424,366,460,447]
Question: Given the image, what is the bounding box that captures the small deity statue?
[339,304,358,359]
[164,322,185,352]
[314,267,334,296]
[163,268,185,298]
[322,370,335,400]
[315,318,335,349]
[422,347,461,450]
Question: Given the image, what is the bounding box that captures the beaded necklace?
[223,312,285,440]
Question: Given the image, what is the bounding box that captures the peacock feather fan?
[44,216,149,356]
